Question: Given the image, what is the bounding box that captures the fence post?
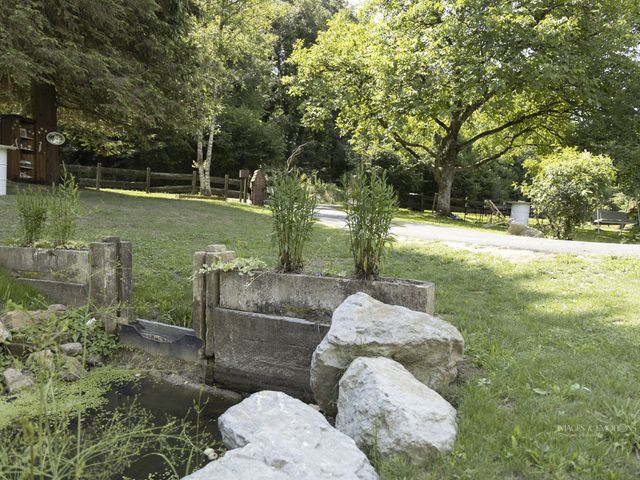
[95,163,102,191]
[224,174,229,199]
[145,167,151,193]
[191,170,197,194]
[431,192,438,213]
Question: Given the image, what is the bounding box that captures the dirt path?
[315,205,640,257]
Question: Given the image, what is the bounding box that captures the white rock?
[508,221,543,238]
[184,391,378,480]
[311,292,464,415]
[3,368,33,394]
[336,357,458,462]
[59,342,83,356]
[183,436,377,480]
[48,304,67,313]
[219,390,331,448]
[0,321,10,344]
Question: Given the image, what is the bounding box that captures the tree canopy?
[291,0,640,214]
[0,0,196,139]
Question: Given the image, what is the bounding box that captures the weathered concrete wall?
[0,237,134,327]
[193,249,437,399]
[0,245,89,306]
[210,307,329,400]
[219,270,435,322]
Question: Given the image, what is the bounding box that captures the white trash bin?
[510,201,531,226]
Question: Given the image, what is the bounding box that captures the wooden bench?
[592,209,638,232]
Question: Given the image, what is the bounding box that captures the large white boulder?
[183,391,378,480]
[182,436,377,480]
[218,390,330,448]
[336,357,458,462]
[311,292,464,415]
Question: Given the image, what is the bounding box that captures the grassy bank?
[1,186,639,478]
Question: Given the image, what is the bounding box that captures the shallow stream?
[103,376,237,479]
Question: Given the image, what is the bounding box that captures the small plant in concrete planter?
[16,185,48,246]
[344,166,398,279]
[269,170,317,272]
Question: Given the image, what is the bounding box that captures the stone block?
[211,308,329,400]
[218,270,435,323]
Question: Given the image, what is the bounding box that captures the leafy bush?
[269,170,317,272]
[521,148,616,240]
[15,186,48,246]
[344,166,398,279]
[49,169,80,247]
[301,170,344,204]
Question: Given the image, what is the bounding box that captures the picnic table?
[592,209,639,232]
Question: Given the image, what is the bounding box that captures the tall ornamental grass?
[344,167,398,280]
[49,168,80,247]
[269,170,317,272]
[16,186,48,246]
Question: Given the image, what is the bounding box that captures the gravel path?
[315,205,640,257]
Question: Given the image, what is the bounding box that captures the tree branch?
[459,105,560,149]
[376,118,436,160]
[458,127,535,170]
[432,117,449,132]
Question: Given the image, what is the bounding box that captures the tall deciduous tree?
[191,0,278,195]
[291,0,640,215]
[0,0,196,159]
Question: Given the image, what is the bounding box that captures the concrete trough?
[218,270,435,321]
[210,307,329,401]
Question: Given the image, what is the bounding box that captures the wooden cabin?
[0,114,59,184]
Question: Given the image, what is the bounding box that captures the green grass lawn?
[1,185,640,478]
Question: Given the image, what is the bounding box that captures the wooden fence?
[65,164,249,200]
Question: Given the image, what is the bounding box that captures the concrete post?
[191,245,237,358]
[116,240,134,323]
[192,251,207,340]
[89,236,134,333]
[89,240,118,333]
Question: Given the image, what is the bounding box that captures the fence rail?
[66,163,247,200]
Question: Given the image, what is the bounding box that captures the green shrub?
[15,186,48,246]
[521,148,616,240]
[301,170,344,204]
[49,169,80,247]
[269,170,317,272]
[344,166,398,279]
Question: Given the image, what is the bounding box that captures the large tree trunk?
[31,82,59,184]
[434,165,455,216]
[432,139,458,216]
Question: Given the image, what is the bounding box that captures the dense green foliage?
[521,149,616,240]
[344,167,398,279]
[291,0,640,214]
[0,0,196,139]
[270,170,317,272]
[15,186,48,246]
